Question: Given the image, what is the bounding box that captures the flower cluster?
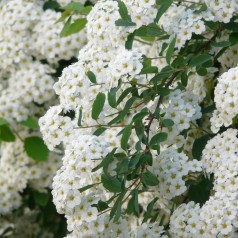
[211,66,238,132]
[0,0,88,227]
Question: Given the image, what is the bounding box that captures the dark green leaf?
[118,0,129,20]
[43,0,60,10]
[181,71,188,86]
[95,200,109,212]
[128,155,140,168]
[110,191,126,221]
[192,134,210,160]
[108,89,117,108]
[211,41,231,48]
[121,124,132,151]
[87,71,97,84]
[115,19,136,27]
[141,170,159,186]
[188,176,213,205]
[78,107,83,126]
[92,148,116,173]
[155,0,173,23]
[166,36,176,64]
[125,31,135,50]
[150,132,168,146]
[24,136,49,161]
[126,190,139,216]
[142,197,159,223]
[189,54,213,67]
[91,92,106,120]
[33,191,50,207]
[101,174,122,193]
[229,32,238,46]
[79,184,95,193]
[0,125,16,142]
[93,127,107,136]
[162,119,174,127]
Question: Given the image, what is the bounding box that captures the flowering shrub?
[0,0,88,236]
[38,0,238,237]
[2,0,238,237]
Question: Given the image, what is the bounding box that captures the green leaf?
[87,71,97,84]
[188,176,213,205]
[95,200,109,212]
[91,92,106,120]
[0,118,7,126]
[110,191,126,222]
[136,23,163,37]
[109,96,137,125]
[115,19,136,27]
[61,18,87,37]
[60,16,72,37]
[62,2,84,11]
[117,0,130,20]
[155,0,173,23]
[189,54,213,68]
[21,116,39,129]
[101,174,122,193]
[33,191,50,207]
[125,31,135,50]
[128,155,140,168]
[116,159,129,174]
[24,136,49,161]
[126,190,139,216]
[108,89,117,108]
[121,124,132,151]
[166,36,176,64]
[93,127,107,136]
[117,87,135,105]
[79,6,93,15]
[181,71,188,87]
[142,197,159,223]
[92,148,116,173]
[229,33,238,46]
[141,170,159,186]
[77,107,83,126]
[211,41,231,48]
[192,134,210,160]
[79,184,95,193]
[150,132,168,146]
[0,125,16,142]
[43,0,60,10]
[162,119,174,127]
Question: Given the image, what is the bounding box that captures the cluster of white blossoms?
[210,66,238,133]
[169,129,238,237]
[161,5,206,49]
[204,0,238,23]
[0,208,54,238]
[159,89,201,148]
[37,0,216,237]
[32,10,87,65]
[0,131,61,214]
[150,149,202,200]
[0,0,89,225]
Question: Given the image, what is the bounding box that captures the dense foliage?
[2,0,238,237]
